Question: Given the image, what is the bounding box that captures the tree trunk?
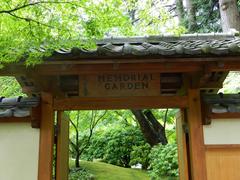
[131,110,159,146]
[131,110,168,146]
[219,0,240,32]
[75,152,80,168]
[185,0,197,32]
[144,110,168,145]
[175,0,185,25]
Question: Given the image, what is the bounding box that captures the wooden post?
[38,93,55,180]
[176,109,189,180]
[56,111,69,180]
[187,89,207,180]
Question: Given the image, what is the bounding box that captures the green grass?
[70,160,149,180]
[70,160,178,180]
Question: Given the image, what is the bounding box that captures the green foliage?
[103,126,145,167]
[69,109,179,170]
[69,110,107,134]
[125,0,186,35]
[82,125,150,168]
[129,143,151,169]
[0,77,24,97]
[149,144,179,178]
[187,0,221,32]
[81,131,106,160]
[68,109,144,166]
[219,72,240,93]
[68,110,108,167]
[69,168,94,180]
[0,0,133,65]
[0,0,186,66]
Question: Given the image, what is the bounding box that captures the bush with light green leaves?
[129,143,151,169]
[149,144,179,178]
[82,125,150,168]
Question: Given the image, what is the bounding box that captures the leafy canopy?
[0,76,24,97]
[0,0,185,66]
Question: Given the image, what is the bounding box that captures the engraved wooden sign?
[79,73,160,97]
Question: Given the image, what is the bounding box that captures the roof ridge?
[97,32,238,45]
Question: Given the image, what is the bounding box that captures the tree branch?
[164,108,169,129]
[0,1,79,14]
[113,110,130,125]
[79,110,107,155]
[70,139,78,151]
[69,118,78,133]
[93,110,107,127]
[7,12,54,28]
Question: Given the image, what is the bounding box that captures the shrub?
[69,168,95,180]
[82,125,150,168]
[80,132,106,160]
[103,125,146,167]
[129,143,151,169]
[149,144,179,178]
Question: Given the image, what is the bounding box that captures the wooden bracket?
[183,72,202,89]
[31,105,41,128]
[201,100,212,125]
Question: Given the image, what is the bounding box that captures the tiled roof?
[49,33,240,59]
[0,97,39,118]
[203,94,240,113]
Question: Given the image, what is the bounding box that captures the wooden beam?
[42,56,240,64]
[3,58,240,76]
[210,112,240,119]
[200,82,223,89]
[0,62,204,76]
[208,61,240,72]
[3,56,240,66]
[0,117,31,123]
[56,111,69,180]
[205,144,240,149]
[31,106,41,128]
[34,63,203,75]
[53,96,188,110]
[38,92,55,180]
[187,89,207,180]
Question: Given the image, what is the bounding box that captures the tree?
[69,110,107,168]
[0,0,187,67]
[219,0,240,32]
[174,0,240,33]
[185,0,197,32]
[132,108,178,147]
[132,109,173,146]
[0,0,133,65]
[175,0,185,26]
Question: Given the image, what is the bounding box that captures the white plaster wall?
[0,123,40,180]
[203,119,240,145]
